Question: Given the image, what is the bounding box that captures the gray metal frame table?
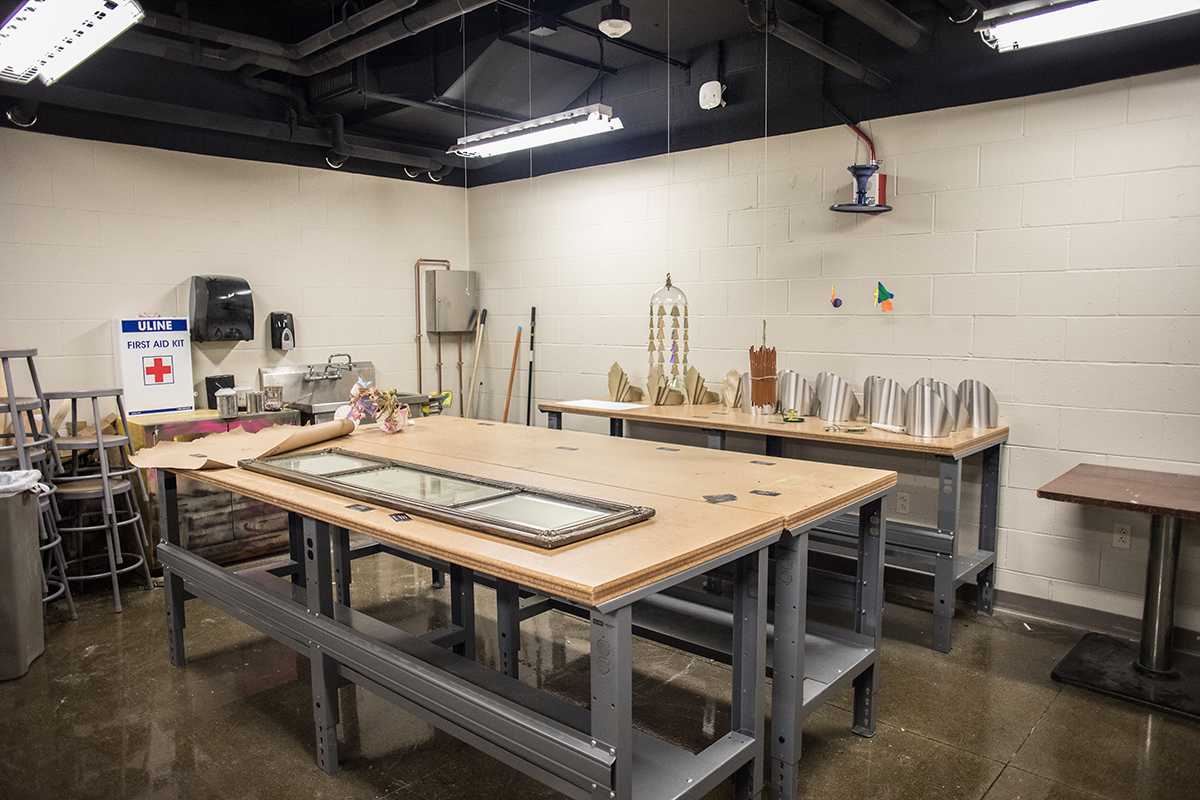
[384,417,894,800]
[541,399,1005,653]
[1038,464,1200,719]
[155,417,894,800]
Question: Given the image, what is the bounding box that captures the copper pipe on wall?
[436,333,444,393]
[457,334,465,416]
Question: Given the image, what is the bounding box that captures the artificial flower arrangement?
[339,378,411,434]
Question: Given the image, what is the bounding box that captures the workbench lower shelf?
[163,540,762,800]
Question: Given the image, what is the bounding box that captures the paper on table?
[559,399,645,411]
[129,419,355,470]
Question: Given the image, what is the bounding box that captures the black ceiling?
[2,0,1198,187]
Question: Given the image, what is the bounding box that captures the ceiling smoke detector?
[599,1,632,38]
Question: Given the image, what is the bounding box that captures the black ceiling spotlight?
[5,99,37,128]
[599,1,632,39]
[324,113,349,169]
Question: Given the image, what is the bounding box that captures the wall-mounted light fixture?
[0,0,144,86]
[598,1,632,39]
[448,103,623,159]
[978,0,1200,52]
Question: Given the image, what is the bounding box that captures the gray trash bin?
[0,470,45,680]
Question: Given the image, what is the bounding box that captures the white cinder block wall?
[1,65,1195,634]
[467,65,1200,631]
[0,133,467,400]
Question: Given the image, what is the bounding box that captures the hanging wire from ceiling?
[524,0,533,178]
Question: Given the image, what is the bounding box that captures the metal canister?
[246,391,264,414]
[215,387,238,419]
[263,385,283,411]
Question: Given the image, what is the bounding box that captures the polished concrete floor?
[3,553,1199,800]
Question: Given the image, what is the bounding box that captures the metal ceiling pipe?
[139,0,419,60]
[0,82,447,172]
[746,0,893,91]
[770,20,894,91]
[121,0,496,77]
[822,0,926,49]
[299,0,497,75]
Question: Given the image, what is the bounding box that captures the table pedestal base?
[1051,632,1200,720]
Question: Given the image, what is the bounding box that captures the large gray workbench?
[541,398,1008,653]
[157,416,895,800]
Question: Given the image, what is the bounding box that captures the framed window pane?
[239,448,654,548]
[267,452,383,475]
[338,466,504,506]
[460,494,608,529]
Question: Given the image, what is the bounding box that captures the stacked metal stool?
[0,348,76,619]
[45,388,153,613]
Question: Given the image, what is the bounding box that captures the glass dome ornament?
[649,274,688,389]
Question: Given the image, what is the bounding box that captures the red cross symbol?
[144,357,172,384]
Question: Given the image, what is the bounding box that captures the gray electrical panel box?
[425,270,480,333]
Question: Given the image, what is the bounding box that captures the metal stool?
[1,348,75,618]
[46,389,152,613]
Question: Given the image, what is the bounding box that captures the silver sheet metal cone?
[867,378,906,428]
[914,378,967,431]
[906,385,954,438]
[778,370,819,415]
[958,379,999,428]
[816,371,836,398]
[863,375,881,412]
[817,374,860,423]
[777,370,798,410]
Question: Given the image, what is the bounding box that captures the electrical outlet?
[1113,523,1131,549]
[896,492,910,515]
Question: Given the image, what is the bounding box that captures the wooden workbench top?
[180,416,895,608]
[1037,464,1200,521]
[539,398,1009,458]
[351,417,895,532]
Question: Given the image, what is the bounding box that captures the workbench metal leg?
[450,564,476,660]
[732,548,767,800]
[332,525,350,607]
[976,446,999,616]
[853,499,885,737]
[548,410,562,430]
[304,517,340,774]
[496,578,521,678]
[705,428,726,450]
[933,457,963,653]
[765,435,783,458]
[288,512,306,588]
[933,553,954,654]
[610,418,623,438]
[157,470,186,667]
[590,605,632,799]
[770,532,808,800]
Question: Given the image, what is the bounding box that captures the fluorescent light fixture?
[448,104,624,159]
[979,0,1200,52]
[0,0,144,86]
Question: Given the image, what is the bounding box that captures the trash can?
[0,470,44,680]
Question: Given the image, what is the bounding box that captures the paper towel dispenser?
[189,275,254,343]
